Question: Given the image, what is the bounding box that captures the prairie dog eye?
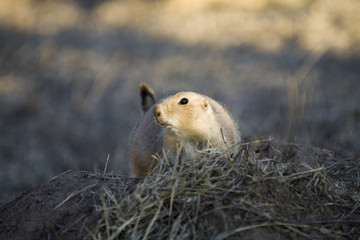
[179,98,189,105]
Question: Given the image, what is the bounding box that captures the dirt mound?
[0,140,359,240]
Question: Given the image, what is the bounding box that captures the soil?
[0,171,139,240]
[0,140,359,240]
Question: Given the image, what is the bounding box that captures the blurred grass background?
[0,0,359,202]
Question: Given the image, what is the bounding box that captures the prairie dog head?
[152,92,216,141]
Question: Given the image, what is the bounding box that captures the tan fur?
[130,85,240,177]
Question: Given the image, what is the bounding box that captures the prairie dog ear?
[140,83,156,114]
[202,98,210,111]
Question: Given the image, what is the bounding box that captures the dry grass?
[0,0,359,204]
[87,140,359,239]
[1,0,359,53]
[0,140,358,239]
[91,0,360,53]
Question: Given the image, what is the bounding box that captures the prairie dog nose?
[153,105,161,117]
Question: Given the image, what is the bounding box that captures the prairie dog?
[130,83,240,176]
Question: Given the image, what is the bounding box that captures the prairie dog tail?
[140,83,156,113]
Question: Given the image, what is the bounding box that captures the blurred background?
[0,0,359,202]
